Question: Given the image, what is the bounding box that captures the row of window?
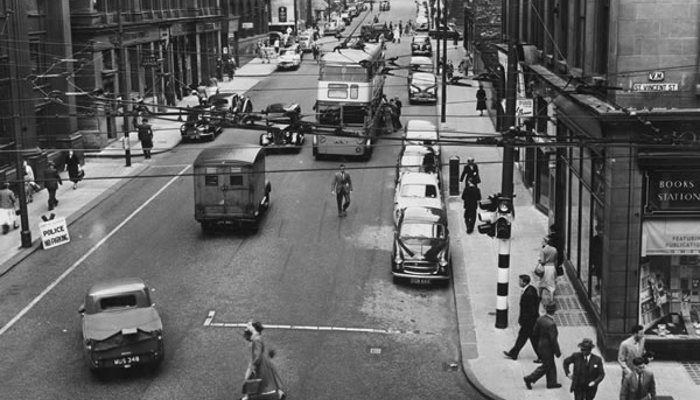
[93,0,219,12]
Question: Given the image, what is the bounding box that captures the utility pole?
[7,0,32,247]
[117,1,132,167]
[440,0,447,124]
[495,0,519,329]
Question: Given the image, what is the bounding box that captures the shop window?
[580,185,592,292]
[590,203,604,311]
[570,170,581,274]
[535,149,551,210]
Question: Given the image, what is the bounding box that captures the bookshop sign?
[642,220,700,256]
[645,170,700,213]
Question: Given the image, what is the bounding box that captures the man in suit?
[330,164,352,217]
[504,274,540,360]
[524,301,562,390]
[461,177,481,234]
[44,162,63,211]
[618,324,646,382]
[563,338,605,400]
[459,157,480,186]
[619,357,656,400]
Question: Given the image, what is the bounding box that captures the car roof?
[410,56,433,65]
[401,206,447,224]
[87,277,147,297]
[402,145,432,155]
[399,172,440,185]
[405,120,438,140]
[413,34,430,41]
[194,146,263,165]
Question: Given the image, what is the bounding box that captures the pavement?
[439,44,696,400]
[1,39,697,400]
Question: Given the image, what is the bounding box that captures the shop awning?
[642,219,700,256]
[313,0,329,9]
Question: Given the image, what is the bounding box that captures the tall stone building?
[501,0,700,359]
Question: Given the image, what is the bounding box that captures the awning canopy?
[642,219,700,256]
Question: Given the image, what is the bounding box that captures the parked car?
[404,119,440,159]
[297,33,316,53]
[258,103,307,152]
[79,277,164,373]
[361,23,392,42]
[180,105,223,142]
[395,145,440,184]
[348,5,359,17]
[408,72,437,104]
[414,15,429,32]
[409,56,434,75]
[392,206,451,285]
[393,172,443,224]
[277,44,302,70]
[429,23,463,41]
[411,35,433,57]
[379,0,390,11]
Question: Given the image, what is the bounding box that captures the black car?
[379,0,390,11]
[392,206,451,285]
[258,103,308,152]
[361,23,393,42]
[411,35,432,57]
[180,105,223,142]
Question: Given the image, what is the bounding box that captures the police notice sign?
[39,217,70,249]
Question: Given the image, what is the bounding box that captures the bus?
[312,42,386,160]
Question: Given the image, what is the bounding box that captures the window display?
[639,256,700,337]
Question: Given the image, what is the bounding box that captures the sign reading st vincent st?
[645,170,700,213]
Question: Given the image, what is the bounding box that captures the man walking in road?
[563,338,605,400]
[504,274,540,360]
[331,164,352,217]
[619,357,656,400]
[44,162,62,211]
[524,302,562,390]
[138,118,154,159]
[618,325,647,382]
[461,178,480,234]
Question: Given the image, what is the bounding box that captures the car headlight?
[409,85,420,93]
[84,338,94,350]
[426,85,437,94]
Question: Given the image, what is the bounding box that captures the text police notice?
[39,217,70,249]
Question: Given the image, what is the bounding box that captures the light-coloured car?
[396,145,440,183]
[409,56,434,74]
[411,35,432,56]
[404,119,440,158]
[277,44,302,70]
[79,277,164,373]
[393,172,443,223]
[408,72,437,104]
[297,33,316,53]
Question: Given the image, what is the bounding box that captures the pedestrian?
[619,357,655,400]
[138,118,154,160]
[618,325,647,382]
[388,98,402,130]
[535,237,559,308]
[43,162,62,211]
[197,81,208,105]
[242,321,286,400]
[504,274,540,360]
[312,43,320,63]
[523,301,562,390]
[273,38,280,54]
[389,21,393,32]
[446,60,455,81]
[476,84,487,116]
[461,178,481,234]
[373,14,379,23]
[23,160,40,203]
[0,182,18,235]
[330,164,352,217]
[459,157,481,186]
[393,25,401,43]
[65,150,84,190]
[563,338,605,400]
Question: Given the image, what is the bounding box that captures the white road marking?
[0,165,192,337]
[204,312,405,335]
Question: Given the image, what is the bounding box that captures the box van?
[193,146,271,232]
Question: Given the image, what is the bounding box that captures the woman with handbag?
[242,321,286,400]
[535,237,559,309]
[66,150,85,190]
[0,182,18,235]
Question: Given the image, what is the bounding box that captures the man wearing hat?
[563,338,605,400]
[524,301,562,390]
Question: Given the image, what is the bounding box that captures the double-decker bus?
[312,42,386,160]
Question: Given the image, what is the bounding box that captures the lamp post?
[117,0,132,167]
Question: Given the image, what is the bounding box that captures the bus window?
[229,175,244,186]
[317,104,341,125]
[343,105,367,125]
[321,65,368,82]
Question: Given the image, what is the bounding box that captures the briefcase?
[241,378,262,394]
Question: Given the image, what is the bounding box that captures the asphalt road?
[0,3,487,400]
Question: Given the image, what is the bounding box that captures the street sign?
[39,217,70,249]
[516,99,533,117]
[632,83,678,92]
[141,55,161,67]
[242,22,254,29]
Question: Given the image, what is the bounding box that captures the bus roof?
[194,146,263,166]
[322,43,383,65]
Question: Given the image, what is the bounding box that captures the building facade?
[503,0,700,359]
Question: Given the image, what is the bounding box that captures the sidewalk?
[440,45,695,400]
[0,60,276,277]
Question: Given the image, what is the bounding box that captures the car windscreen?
[400,184,438,198]
[400,222,445,239]
[99,294,137,310]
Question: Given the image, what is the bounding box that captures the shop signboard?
[642,220,700,256]
[645,170,700,213]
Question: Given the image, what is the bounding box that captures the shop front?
[639,170,700,359]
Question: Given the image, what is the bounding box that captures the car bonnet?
[83,307,162,341]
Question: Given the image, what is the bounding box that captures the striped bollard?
[495,237,510,328]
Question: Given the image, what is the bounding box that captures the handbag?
[555,263,564,277]
[241,378,262,394]
[534,263,545,278]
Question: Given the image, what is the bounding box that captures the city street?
[0,3,486,400]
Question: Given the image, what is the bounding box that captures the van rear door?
[222,167,253,216]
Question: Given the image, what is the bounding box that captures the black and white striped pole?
[495,130,515,329]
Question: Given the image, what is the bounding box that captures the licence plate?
[113,355,140,366]
[410,278,432,285]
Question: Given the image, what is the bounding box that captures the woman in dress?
[536,237,559,309]
[242,321,286,400]
[476,85,487,116]
[65,150,84,190]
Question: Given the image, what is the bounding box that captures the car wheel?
[201,221,213,234]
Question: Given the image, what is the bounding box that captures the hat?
[578,338,595,350]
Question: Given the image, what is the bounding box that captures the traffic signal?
[495,197,513,239]
[477,194,500,237]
